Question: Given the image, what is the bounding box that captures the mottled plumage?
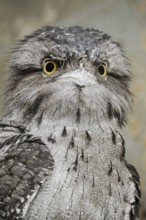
[0,26,140,220]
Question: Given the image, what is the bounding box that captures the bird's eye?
[97,64,107,77]
[43,61,57,75]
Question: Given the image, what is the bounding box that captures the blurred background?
[0,0,146,218]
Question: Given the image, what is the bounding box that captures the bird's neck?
[6,103,122,145]
[25,113,124,161]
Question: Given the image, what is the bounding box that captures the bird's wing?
[126,163,141,220]
[0,119,54,220]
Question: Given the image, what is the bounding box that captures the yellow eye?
[97,63,107,77]
[43,61,57,75]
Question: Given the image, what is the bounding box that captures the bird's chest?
[26,122,130,220]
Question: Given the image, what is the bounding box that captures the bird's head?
[6,26,132,128]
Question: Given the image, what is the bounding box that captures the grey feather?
[0,120,54,220]
[0,26,140,219]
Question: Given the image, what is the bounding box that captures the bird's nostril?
[75,84,85,90]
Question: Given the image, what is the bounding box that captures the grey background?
[0,0,146,218]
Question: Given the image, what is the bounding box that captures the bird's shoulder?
[0,118,54,220]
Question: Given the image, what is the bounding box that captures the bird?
[0,26,141,220]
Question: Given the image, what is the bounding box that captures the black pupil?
[98,65,105,75]
[46,62,55,72]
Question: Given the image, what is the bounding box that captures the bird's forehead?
[37,26,110,48]
[18,26,119,59]
[11,26,127,74]
[21,26,114,58]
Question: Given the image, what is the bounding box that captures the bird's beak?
[59,68,97,87]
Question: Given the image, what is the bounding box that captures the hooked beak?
[59,68,97,87]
